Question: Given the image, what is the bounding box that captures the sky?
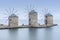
[0,0,60,25]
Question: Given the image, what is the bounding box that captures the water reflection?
[0,27,59,40]
[29,28,38,40]
[8,29,18,40]
[44,28,53,40]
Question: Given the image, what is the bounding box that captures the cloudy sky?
[0,0,59,25]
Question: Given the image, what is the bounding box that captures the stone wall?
[45,16,53,25]
[8,17,18,27]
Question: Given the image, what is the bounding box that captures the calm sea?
[0,19,60,40]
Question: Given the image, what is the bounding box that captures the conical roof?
[9,14,18,18]
[29,10,37,14]
[45,13,53,16]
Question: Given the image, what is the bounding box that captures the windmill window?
[29,23,31,25]
[29,18,31,21]
[45,20,47,24]
[9,19,12,21]
[1,24,3,26]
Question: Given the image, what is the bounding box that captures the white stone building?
[8,14,18,27]
[45,13,53,26]
[29,10,38,27]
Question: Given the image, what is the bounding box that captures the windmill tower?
[44,9,53,26]
[6,8,18,27]
[29,10,38,27]
[45,13,53,26]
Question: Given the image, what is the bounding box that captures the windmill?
[3,8,18,25]
[23,4,33,25]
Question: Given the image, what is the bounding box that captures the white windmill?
[23,3,37,26]
[5,8,19,27]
